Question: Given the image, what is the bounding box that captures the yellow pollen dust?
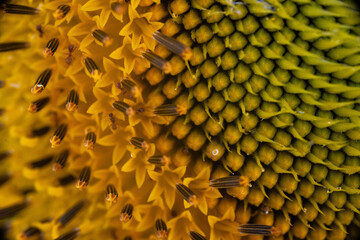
[91,69,102,82]
[52,163,63,172]
[102,36,113,47]
[76,180,88,191]
[106,193,118,204]
[53,9,65,20]
[43,48,54,57]
[66,102,77,112]
[50,135,61,148]
[84,140,94,150]
[120,213,131,223]
[27,104,37,113]
[188,195,199,208]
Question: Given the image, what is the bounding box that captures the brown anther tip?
[162,62,172,74]
[120,213,131,223]
[27,104,37,113]
[31,85,44,95]
[52,163,63,172]
[181,47,193,61]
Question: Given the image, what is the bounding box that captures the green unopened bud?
[223,124,242,145]
[240,113,259,132]
[257,121,277,139]
[312,186,329,205]
[327,226,347,240]
[292,219,308,239]
[317,206,335,225]
[162,78,182,99]
[259,167,278,189]
[237,15,259,35]
[205,117,222,137]
[326,170,343,188]
[311,164,328,183]
[300,202,318,222]
[235,203,251,224]
[330,191,347,209]
[285,197,302,215]
[186,129,206,151]
[234,62,252,83]
[216,18,234,37]
[284,93,301,109]
[171,117,192,139]
[283,0,298,16]
[225,151,244,172]
[275,152,294,170]
[170,0,190,15]
[260,15,284,31]
[249,75,267,93]
[161,19,181,37]
[274,130,292,147]
[293,119,312,137]
[311,145,328,160]
[182,9,201,30]
[249,28,271,47]
[190,105,208,125]
[206,36,225,57]
[272,113,295,128]
[309,225,327,240]
[240,135,259,156]
[274,68,291,84]
[221,103,240,123]
[243,93,261,112]
[212,72,229,91]
[205,140,225,161]
[266,190,284,210]
[274,214,290,235]
[313,127,331,140]
[262,42,285,59]
[181,70,199,88]
[189,46,204,66]
[207,92,226,113]
[242,45,261,64]
[173,147,192,167]
[202,4,223,23]
[193,82,210,102]
[200,60,217,78]
[242,159,262,181]
[293,158,312,177]
[169,56,185,76]
[279,174,298,194]
[258,144,277,165]
[297,179,314,198]
[195,24,213,44]
[263,84,283,101]
[227,32,247,51]
[349,194,360,209]
[146,67,164,85]
[246,186,264,207]
[337,209,354,225]
[224,83,245,102]
[344,174,360,189]
[221,51,238,70]
[292,139,311,156]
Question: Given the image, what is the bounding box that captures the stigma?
[52,150,69,171]
[112,101,135,117]
[155,219,168,239]
[84,132,96,150]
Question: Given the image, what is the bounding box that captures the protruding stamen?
[28,97,50,113]
[31,69,52,95]
[112,101,135,117]
[43,38,59,57]
[238,224,281,237]
[56,200,85,228]
[154,104,187,116]
[58,174,76,186]
[50,124,67,148]
[120,204,133,223]
[29,126,51,137]
[17,226,41,240]
[53,5,70,20]
[153,31,193,60]
[76,167,91,191]
[148,155,171,166]
[120,79,140,98]
[52,150,69,171]
[65,45,75,64]
[175,184,198,207]
[130,137,150,151]
[106,184,118,204]
[1,4,39,15]
[54,228,80,240]
[84,132,96,150]
[92,29,113,47]
[109,113,117,130]
[0,42,29,52]
[84,57,102,82]
[0,202,28,219]
[111,2,126,14]
[155,219,167,239]
[142,50,172,74]
[189,231,206,240]
[65,89,79,112]
[28,156,53,169]
[209,176,251,188]
[36,24,43,38]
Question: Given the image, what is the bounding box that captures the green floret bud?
[337,209,354,225]
[262,42,285,59]
[274,130,292,147]
[223,124,242,145]
[249,28,272,47]
[225,151,244,172]
[313,127,331,140]
[182,9,202,30]
[195,24,213,44]
[214,17,234,37]
[240,112,259,131]
[189,46,204,66]
[224,83,245,102]
[312,186,329,205]
[242,45,261,64]
[221,103,240,123]
[205,140,225,161]
[172,117,192,140]
[318,207,335,225]
[330,191,347,208]
[234,62,252,83]
[226,32,247,51]
[272,113,295,128]
[293,158,312,177]
[283,0,298,16]
[292,219,309,239]
[202,4,223,23]
[207,92,226,113]
[257,121,277,139]
[311,145,328,160]
[221,51,238,70]
[311,164,328,183]
[249,75,267,93]
[181,71,199,88]
[186,128,206,151]
[266,190,284,210]
[259,167,278,188]
[349,194,360,209]
[293,119,312,137]
[326,170,343,188]
[237,15,259,35]
[344,174,360,189]
[258,144,277,165]
[279,174,298,194]
[285,197,302,215]
[205,118,222,137]
[212,72,230,91]
[240,135,259,155]
[260,15,284,32]
[257,57,275,75]
[242,159,262,181]
[297,179,315,198]
[263,84,283,100]
[170,0,190,15]
[200,59,218,78]
[246,186,265,207]
[190,105,208,125]
[275,152,294,170]
[243,93,261,112]
[300,202,318,222]
[169,56,186,75]
[162,78,182,99]
[193,82,210,102]
[274,68,291,84]
[309,225,327,240]
[206,36,225,57]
